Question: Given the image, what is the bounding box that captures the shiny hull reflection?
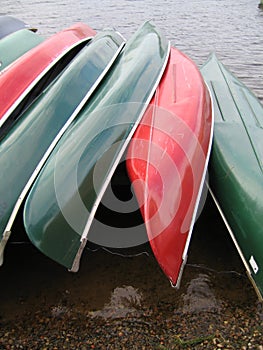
[201,53,263,301]
[0,30,124,265]
[23,21,170,272]
[127,47,213,288]
[0,22,96,127]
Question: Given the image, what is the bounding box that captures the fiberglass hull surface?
[201,53,263,300]
[23,21,170,271]
[0,29,44,72]
[0,30,124,265]
[0,23,96,126]
[126,46,213,287]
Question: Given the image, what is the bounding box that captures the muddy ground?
[0,197,262,349]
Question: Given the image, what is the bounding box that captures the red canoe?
[126,47,213,287]
[0,22,95,127]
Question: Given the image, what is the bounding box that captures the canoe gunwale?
[0,230,10,266]
[0,35,126,267]
[208,187,263,302]
[201,53,263,301]
[173,82,215,289]
[70,40,171,272]
[0,36,93,129]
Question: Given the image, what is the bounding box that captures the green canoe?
[0,29,43,71]
[23,21,170,271]
[0,30,125,265]
[201,53,263,301]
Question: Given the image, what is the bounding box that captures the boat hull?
[0,30,125,265]
[0,29,44,71]
[23,21,170,271]
[0,23,95,127]
[201,53,263,300]
[126,47,213,287]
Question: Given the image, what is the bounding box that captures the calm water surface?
[0,0,263,333]
[2,0,263,100]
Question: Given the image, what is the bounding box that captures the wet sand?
[0,197,262,349]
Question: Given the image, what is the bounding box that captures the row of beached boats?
[0,16,262,301]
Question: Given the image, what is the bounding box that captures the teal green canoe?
[0,30,125,265]
[201,53,263,301]
[0,29,44,71]
[23,21,170,271]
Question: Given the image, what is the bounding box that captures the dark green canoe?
[0,30,125,265]
[0,29,43,71]
[23,21,170,271]
[201,53,263,301]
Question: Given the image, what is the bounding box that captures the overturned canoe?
[0,29,125,265]
[23,21,170,271]
[127,47,213,288]
[0,22,96,130]
[0,28,44,71]
[201,53,263,301]
[0,15,36,40]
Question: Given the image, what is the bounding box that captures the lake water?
[0,0,263,347]
[2,0,263,101]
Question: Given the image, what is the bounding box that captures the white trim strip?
[70,41,171,272]
[173,82,215,289]
[209,187,263,301]
[0,36,126,264]
[0,36,92,128]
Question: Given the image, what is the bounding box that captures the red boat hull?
[126,47,213,287]
[0,23,95,123]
